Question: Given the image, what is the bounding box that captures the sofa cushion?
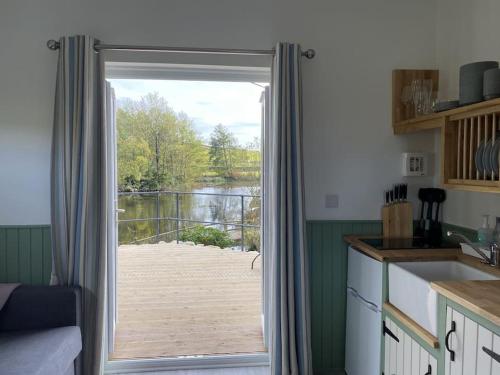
[0,286,81,332]
[0,326,82,375]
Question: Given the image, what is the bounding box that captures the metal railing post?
[176,192,180,244]
[241,195,245,251]
[156,191,160,241]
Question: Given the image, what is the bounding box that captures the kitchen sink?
[388,261,498,336]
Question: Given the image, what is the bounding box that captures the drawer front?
[383,317,437,375]
[445,307,500,375]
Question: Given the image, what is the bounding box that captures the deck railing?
[118,191,260,250]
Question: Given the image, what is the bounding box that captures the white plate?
[476,141,486,173]
[491,137,500,174]
[483,141,493,174]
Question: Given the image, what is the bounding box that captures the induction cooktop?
[359,237,459,250]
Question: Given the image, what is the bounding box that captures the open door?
[105,81,118,354]
[104,69,270,364]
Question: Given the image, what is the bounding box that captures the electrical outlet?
[325,194,339,208]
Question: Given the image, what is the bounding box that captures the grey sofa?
[0,286,82,375]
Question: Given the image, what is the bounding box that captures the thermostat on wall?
[402,152,428,176]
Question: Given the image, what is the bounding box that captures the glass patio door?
[105,81,118,354]
[104,63,271,368]
[261,85,271,349]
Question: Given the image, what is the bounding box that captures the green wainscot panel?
[2,220,382,374]
[0,225,52,285]
[3,220,477,375]
[307,220,382,375]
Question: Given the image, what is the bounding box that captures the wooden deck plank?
[110,242,265,360]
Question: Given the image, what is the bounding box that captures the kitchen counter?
[345,235,500,327]
[431,280,500,326]
[344,235,459,262]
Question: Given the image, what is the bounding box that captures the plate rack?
[442,107,500,192]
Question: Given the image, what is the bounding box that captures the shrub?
[180,225,234,248]
[245,229,260,252]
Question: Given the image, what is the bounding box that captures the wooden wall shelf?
[394,97,500,135]
[393,113,444,134]
[393,69,500,193]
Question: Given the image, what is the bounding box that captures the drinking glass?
[401,85,413,118]
[411,79,423,116]
[421,79,433,115]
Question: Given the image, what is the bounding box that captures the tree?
[116,93,206,191]
[208,124,238,179]
[117,136,151,191]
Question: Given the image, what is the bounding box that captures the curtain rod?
[46,40,316,59]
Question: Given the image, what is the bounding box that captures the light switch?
[325,194,339,208]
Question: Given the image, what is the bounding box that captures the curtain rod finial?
[47,39,60,50]
[302,49,315,59]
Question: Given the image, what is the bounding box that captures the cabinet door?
[445,306,500,375]
[445,307,465,375]
[492,334,500,374]
[383,317,436,375]
[476,325,493,375]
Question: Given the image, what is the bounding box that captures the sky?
[109,79,266,145]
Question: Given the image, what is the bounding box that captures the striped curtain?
[269,43,313,375]
[50,35,108,375]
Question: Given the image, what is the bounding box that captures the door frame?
[261,85,271,349]
[103,60,272,371]
[105,80,118,355]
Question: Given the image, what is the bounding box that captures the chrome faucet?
[447,231,500,267]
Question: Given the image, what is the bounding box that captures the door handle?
[383,321,399,343]
[357,294,380,313]
[347,286,358,297]
[483,346,500,363]
[445,321,456,361]
[116,208,126,213]
[424,364,432,375]
[347,287,379,312]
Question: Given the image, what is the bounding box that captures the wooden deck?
[110,242,265,360]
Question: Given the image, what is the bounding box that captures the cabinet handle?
[424,364,432,375]
[445,321,456,361]
[483,346,500,363]
[383,321,399,343]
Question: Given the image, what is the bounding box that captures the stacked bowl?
[484,68,500,100]
[459,61,499,105]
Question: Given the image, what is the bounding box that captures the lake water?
[118,184,261,248]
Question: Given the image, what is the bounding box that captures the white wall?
[0,0,438,224]
[435,0,500,229]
